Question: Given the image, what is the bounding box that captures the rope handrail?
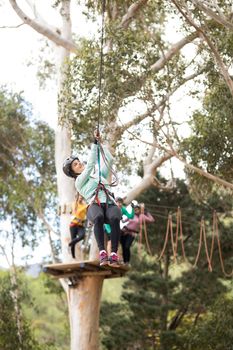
[156,208,233,277]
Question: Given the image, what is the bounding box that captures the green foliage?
[0,269,69,350]
[183,78,233,196]
[0,87,58,251]
[102,276,125,303]
[0,270,41,350]
[24,273,69,350]
[100,179,233,349]
[60,1,183,153]
[100,302,132,350]
[183,297,233,350]
[59,1,233,194]
[185,80,233,176]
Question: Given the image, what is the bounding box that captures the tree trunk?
[55,2,103,348]
[68,277,104,350]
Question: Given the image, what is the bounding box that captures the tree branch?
[37,211,59,263]
[120,0,149,29]
[0,23,24,29]
[118,69,203,135]
[9,0,77,52]
[150,31,199,72]
[191,0,233,31]
[130,131,233,191]
[172,0,233,98]
[0,243,11,267]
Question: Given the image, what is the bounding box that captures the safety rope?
[158,214,172,261]
[169,214,176,261]
[98,143,118,186]
[212,211,233,277]
[97,0,106,131]
[158,208,187,262]
[192,217,211,270]
[138,213,143,258]
[136,207,154,257]
[142,214,153,256]
[94,0,119,193]
[177,207,187,261]
[154,208,233,277]
[96,0,105,183]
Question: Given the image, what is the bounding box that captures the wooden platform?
[43,260,130,279]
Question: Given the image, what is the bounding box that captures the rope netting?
[137,207,233,277]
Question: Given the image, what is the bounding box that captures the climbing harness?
[92,182,116,206]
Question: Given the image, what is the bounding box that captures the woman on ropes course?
[63,129,122,266]
[68,194,88,259]
[121,203,155,265]
[104,197,135,256]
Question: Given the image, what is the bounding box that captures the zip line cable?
[94,0,118,190]
[97,0,106,131]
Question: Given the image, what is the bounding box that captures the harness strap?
[92,182,115,207]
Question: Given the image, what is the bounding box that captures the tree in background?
[183,297,233,350]
[0,88,61,348]
[0,87,58,260]
[0,271,41,350]
[0,268,70,350]
[24,272,69,350]
[183,78,233,198]
[100,178,233,349]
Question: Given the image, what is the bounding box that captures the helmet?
[131,200,139,208]
[63,156,79,178]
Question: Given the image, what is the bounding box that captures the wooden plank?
[44,260,100,271]
[43,259,129,279]
[48,271,112,279]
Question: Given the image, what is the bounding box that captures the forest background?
[0,1,233,350]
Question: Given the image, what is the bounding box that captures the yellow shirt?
[70,202,87,226]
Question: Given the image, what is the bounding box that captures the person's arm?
[76,143,97,188]
[122,217,129,223]
[122,206,135,219]
[140,212,155,223]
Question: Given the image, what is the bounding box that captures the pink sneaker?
[109,253,120,266]
[99,250,108,266]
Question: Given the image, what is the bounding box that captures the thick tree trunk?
[68,277,104,350]
[55,2,103,349]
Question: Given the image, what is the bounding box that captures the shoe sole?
[100,261,109,266]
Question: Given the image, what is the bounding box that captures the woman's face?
[71,159,85,175]
[134,207,141,215]
[116,200,123,208]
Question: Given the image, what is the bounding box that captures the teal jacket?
[75,143,114,204]
[104,206,135,235]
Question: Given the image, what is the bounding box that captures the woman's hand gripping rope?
[94,128,102,143]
